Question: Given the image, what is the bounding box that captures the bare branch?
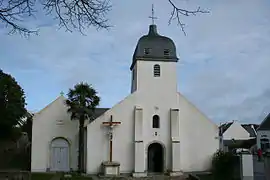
[0,0,111,36]
[0,0,38,36]
[1,0,207,36]
[168,0,209,35]
[42,0,112,34]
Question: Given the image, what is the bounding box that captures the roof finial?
[149,4,157,25]
[60,91,64,96]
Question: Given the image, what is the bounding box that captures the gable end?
[258,113,270,131]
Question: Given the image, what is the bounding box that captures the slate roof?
[130,24,178,70]
[219,122,233,135]
[241,124,259,137]
[219,121,259,137]
[92,108,109,120]
[257,113,270,131]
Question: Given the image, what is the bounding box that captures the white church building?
[31,24,219,176]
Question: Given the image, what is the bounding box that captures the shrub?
[211,150,237,180]
[31,173,55,180]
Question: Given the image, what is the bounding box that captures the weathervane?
[149,4,157,25]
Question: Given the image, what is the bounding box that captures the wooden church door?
[50,138,70,172]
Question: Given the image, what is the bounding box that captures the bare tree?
[0,0,111,36]
[0,0,37,35]
[0,0,208,36]
[168,0,209,36]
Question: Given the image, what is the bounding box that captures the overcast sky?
[1,0,270,124]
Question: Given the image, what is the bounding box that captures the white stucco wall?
[257,130,270,149]
[87,60,180,174]
[136,61,177,95]
[177,93,219,172]
[223,121,250,140]
[87,93,140,174]
[135,61,180,172]
[31,96,79,172]
[86,91,219,174]
[86,59,219,174]
[32,61,219,174]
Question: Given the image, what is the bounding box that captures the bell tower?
[130,22,179,94]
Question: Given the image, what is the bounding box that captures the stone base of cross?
[101,161,120,176]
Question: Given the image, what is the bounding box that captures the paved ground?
[253,156,266,180]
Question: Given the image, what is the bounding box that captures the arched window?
[153,64,160,77]
[153,115,160,128]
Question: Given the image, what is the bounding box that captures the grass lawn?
[31,173,93,180]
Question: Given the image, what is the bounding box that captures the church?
[31,23,219,176]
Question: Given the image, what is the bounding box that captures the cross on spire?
[149,4,157,25]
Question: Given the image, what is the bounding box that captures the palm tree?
[66,82,100,173]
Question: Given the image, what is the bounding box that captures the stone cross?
[102,115,121,162]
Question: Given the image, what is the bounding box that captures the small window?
[144,48,151,55]
[153,115,160,128]
[164,49,170,56]
[153,64,160,77]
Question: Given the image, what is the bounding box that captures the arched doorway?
[147,142,164,173]
[50,138,70,172]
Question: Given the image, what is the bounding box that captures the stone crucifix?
[102,115,121,162]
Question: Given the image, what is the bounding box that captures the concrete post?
[240,154,254,180]
[265,155,270,180]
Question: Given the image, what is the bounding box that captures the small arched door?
[50,138,70,172]
[147,143,164,173]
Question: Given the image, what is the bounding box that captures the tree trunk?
[78,117,85,173]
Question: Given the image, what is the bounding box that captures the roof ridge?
[34,95,65,116]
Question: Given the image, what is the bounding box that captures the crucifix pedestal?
[101,115,121,177]
[101,161,120,177]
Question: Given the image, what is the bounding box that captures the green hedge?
[197,174,213,180]
[31,173,55,180]
[211,150,239,180]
